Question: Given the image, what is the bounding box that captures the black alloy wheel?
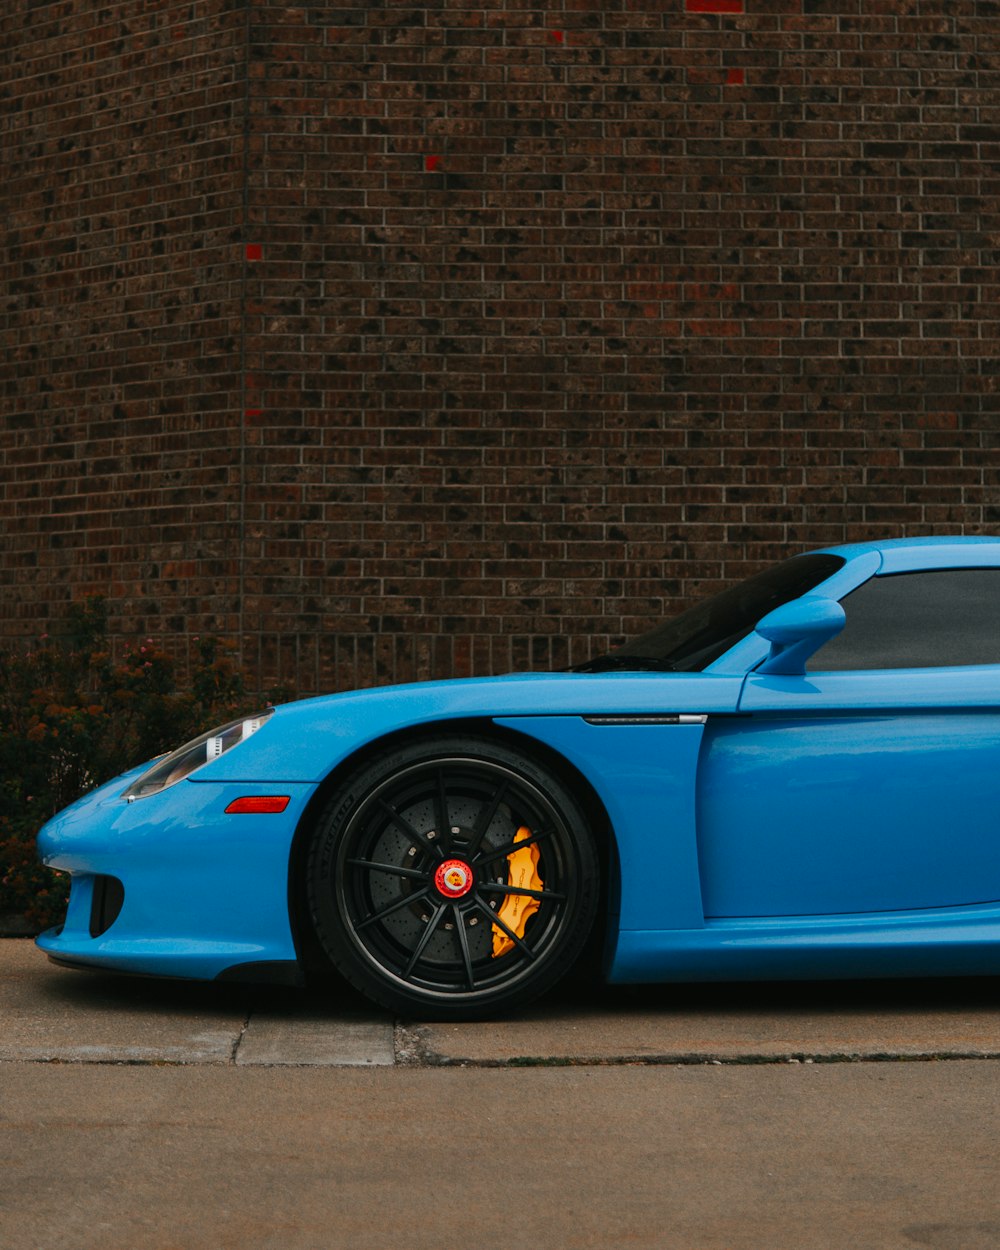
[307,735,600,1020]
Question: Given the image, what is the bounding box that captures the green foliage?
[0,599,267,931]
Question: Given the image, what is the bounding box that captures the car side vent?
[89,875,125,938]
[583,714,708,726]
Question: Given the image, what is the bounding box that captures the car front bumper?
[35,768,313,983]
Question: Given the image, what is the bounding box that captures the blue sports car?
[36,537,1000,1019]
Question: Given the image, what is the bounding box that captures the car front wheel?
[307,735,600,1020]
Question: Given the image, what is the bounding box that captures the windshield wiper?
[568,654,679,674]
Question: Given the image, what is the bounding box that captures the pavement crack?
[230,1011,252,1065]
[406,1049,1000,1069]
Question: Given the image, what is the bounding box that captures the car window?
[609,553,845,672]
[809,568,1000,671]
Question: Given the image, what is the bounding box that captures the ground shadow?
[35,943,1000,1025]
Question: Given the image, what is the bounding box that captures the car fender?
[193,671,742,785]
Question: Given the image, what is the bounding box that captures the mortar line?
[236,0,252,661]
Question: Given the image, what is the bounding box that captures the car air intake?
[89,875,125,938]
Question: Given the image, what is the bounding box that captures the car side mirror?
[754,596,846,676]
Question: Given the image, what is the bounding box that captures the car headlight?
[122,710,275,801]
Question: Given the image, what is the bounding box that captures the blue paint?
[35,536,1000,1001]
[696,707,1000,918]
[196,671,742,784]
[494,715,715,935]
[611,904,1000,983]
[38,778,309,978]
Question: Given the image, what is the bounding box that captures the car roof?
[816,536,1000,575]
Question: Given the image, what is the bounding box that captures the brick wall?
[1,1,246,639]
[3,2,999,697]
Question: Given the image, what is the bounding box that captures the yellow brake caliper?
[491,825,543,957]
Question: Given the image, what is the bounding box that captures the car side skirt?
[610,905,1000,983]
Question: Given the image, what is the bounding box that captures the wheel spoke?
[377,798,443,859]
[465,777,511,858]
[347,858,428,883]
[474,899,537,962]
[402,902,447,980]
[474,825,552,867]
[478,881,565,903]
[452,904,477,990]
[354,886,430,932]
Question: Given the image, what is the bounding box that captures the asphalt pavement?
[4,939,1000,1248]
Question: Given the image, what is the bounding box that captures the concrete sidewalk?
[5,939,1000,1067]
[0,940,395,1067]
[7,941,1000,1250]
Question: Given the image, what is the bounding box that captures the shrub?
[0,599,272,931]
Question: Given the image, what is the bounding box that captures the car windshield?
[574,553,845,673]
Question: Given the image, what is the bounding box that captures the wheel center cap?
[434,859,474,899]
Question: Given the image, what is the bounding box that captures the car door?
[695,567,1000,918]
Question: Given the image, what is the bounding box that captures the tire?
[307,734,600,1020]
